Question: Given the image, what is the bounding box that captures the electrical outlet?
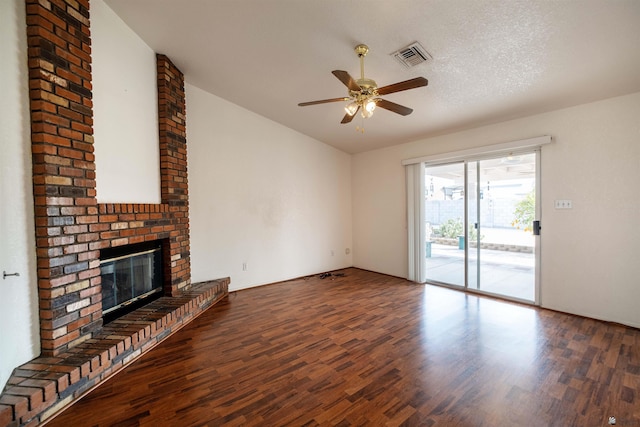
[554,199,572,209]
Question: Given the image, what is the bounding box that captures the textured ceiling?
[104,0,640,154]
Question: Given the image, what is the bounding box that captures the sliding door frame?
[405,136,550,306]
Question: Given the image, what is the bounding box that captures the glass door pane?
[476,153,536,301]
[425,162,465,287]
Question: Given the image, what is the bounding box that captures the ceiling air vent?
[392,42,432,68]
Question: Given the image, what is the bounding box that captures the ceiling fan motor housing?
[354,78,377,92]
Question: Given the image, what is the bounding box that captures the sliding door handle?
[533,220,541,236]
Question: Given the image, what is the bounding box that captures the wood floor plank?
[44,268,640,426]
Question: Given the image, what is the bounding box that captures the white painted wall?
[92,0,160,203]
[186,84,353,291]
[0,0,40,390]
[352,92,640,328]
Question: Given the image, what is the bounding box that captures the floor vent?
[392,42,432,68]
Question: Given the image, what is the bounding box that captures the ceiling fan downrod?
[353,44,376,91]
[355,44,369,81]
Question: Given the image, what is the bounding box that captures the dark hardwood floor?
[45,268,640,426]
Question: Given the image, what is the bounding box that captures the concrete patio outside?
[425,228,535,301]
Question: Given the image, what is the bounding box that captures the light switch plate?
[554,200,572,209]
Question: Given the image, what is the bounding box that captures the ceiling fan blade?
[375,99,413,116]
[332,70,362,92]
[341,106,359,124]
[377,77,428,95]
[298,97,350,106]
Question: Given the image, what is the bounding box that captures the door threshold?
[423,279,538,306]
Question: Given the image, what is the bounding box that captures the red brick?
[62,225,87,235]
[128,235,145,245]
[57,67,82,85]
[48,274,76,288]
[34,111,72,128]
[58,147,83,160]
[18,379,57,403]
[74,197,96,206]
[0,395,28,422]
[68,44,91,63]
[68,317,90,329]
[88,223,109,232]
[31,143,58,155]
[78,267,99,281]
[58,105,84,122]
[5,386,43,412]
[58,166,84,177]
[88,241,110,251]
[0,403,14,425]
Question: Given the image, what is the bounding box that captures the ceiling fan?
[298,44,428,124]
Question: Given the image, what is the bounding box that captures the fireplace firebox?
[100,241,164,323]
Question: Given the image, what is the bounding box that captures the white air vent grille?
[392,42,432,68]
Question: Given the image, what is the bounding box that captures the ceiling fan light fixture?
[345,102,359,116]
[361,106,374,119]
[364,98,377,113]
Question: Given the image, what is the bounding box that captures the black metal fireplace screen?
[100,241,163,323]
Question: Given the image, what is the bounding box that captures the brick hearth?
[0,279,228,426]
[0,1,228,425]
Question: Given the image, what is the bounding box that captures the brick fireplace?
[31,45,194,354]
[0,1,228,425]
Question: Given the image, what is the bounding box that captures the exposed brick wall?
[0,0,230,425]
[156,54,191,293]
[26,0,100,356]
[26,0,192,355]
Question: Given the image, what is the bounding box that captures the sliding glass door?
[424,162,466,287]
[425,152,538,303]
[475,153,536,300]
